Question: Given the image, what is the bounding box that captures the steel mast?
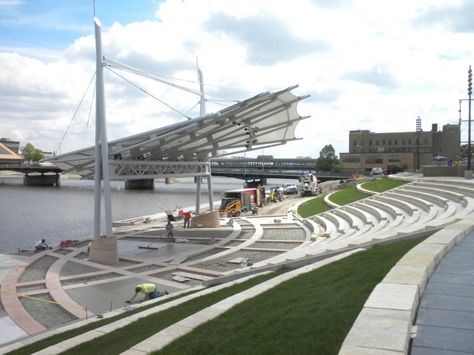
[93,17,113,237]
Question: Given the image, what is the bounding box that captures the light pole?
[416,116,421,170]
[468,65,472,171]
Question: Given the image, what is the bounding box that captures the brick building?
[340,123,460,173]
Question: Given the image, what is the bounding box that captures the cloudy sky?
[0,0,472,158]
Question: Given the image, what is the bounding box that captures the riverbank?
[0,176,300,253]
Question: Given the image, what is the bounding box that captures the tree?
[22,143,44,162]
[316,144,340,172]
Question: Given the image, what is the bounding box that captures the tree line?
[22,143,44,162]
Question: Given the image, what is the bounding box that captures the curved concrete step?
[414,181,474,198]
[404,184,466,204]
[396,188,449,208]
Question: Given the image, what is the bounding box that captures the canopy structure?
[47,85,309,180]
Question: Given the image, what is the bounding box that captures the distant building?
[0,138,20,154]
[0,141,22,165]
[340,123,460,173]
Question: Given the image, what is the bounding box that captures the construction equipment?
[298,173,322,196]
[219,187,264,217]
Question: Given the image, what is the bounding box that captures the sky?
[1,0,473,159]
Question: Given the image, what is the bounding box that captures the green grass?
[297,195,332,217]
[7,290,199,355]
[59,271,286,354]
[154,237,425,355]
[329,186,369,205]
[362,177,409,193]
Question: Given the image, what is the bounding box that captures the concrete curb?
[324,191,341,208]
[123,248,365,354]
[0,271,273,355]
[339,216,474,354]
[356,183,379,195]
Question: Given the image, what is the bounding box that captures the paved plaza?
[411,231,474,354]
[1,174,474,354]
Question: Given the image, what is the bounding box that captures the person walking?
[165,220,175,241]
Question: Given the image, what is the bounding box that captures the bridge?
[210,157,351,182]
[0,163,62,186]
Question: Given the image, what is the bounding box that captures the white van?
[371,167,384,176]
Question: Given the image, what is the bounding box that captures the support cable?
[105,57,241,106]
[106,67,191,120]
[56,71,96,153]
[86,84,96,128]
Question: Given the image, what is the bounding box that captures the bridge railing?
[110,160,210,180]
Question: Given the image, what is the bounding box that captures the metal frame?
[110,160,210,180]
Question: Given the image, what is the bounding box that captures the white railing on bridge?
[110,160,210,180]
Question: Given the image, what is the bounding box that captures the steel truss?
[110,160,210,180]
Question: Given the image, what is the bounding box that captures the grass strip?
[60,270,286,354]
[6,290,198,355]
[362,177,409,192]
[297,195,332,217]
[154,237,425,355]
[329,186,369,205]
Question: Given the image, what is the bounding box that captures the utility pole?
[468,65,472,171]
[416,116,422,170]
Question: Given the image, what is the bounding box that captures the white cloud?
[0,0,472,158]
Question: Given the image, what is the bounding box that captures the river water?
[0,175,295,253]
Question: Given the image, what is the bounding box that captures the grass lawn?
[6,290,199,355]
[297,196,332,217]
[329,186,369,206]
[57,271,286,355]
[154,237,425,354]
[362,177,409,193]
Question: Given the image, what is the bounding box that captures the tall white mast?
[197,58,205,117]
[93,17,113,237]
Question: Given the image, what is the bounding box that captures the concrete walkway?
[0,254,29,345]
[411,231,474,354]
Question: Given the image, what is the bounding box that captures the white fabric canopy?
[47,86,309,177]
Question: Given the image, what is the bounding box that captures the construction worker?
[126,283,168,303]
[183,211,192,229]
[34,239,49,251]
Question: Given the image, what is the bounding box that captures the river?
[0,175,296,253]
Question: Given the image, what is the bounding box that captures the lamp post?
[416,116,421,170]
[468,65,472,171]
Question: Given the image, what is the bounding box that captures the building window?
[402,139,405,145]
[382,139,386,145]
[389,156,401,163]
[376,140,379,145]
[388,139,392,145]
[342,156,361,163]
[369,140,372,146]
[408,139,411,145]
[394,139,398,145]
[353,140,357,146]
[365,156,383,164]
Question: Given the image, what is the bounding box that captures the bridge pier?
[23,173,60,187]
[124,179,154,190]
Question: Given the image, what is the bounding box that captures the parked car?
[370,167,384,176]
[282,183,298,194]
